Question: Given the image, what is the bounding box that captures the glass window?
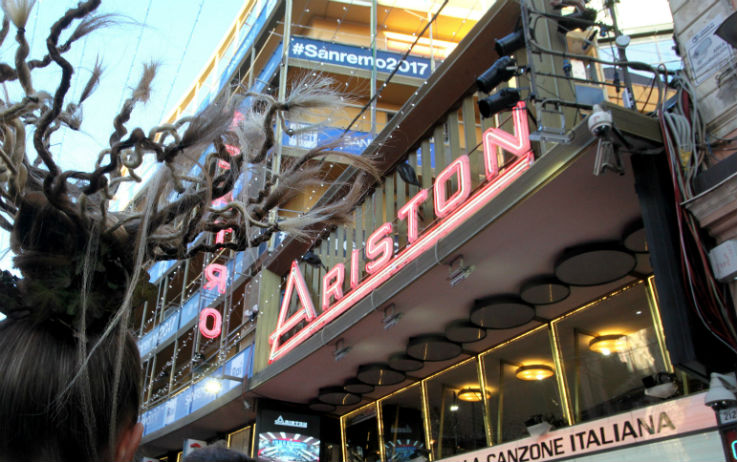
[553,281,672,423]
[228,425,252,455]
[344,404,381,462]
[481,326,566,444]
[424,358,488,459]
[380,384,427,462]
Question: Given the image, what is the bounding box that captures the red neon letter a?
[482,101,531,180]
[269,260,317,360]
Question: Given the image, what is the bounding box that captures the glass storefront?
[339,279,690,462]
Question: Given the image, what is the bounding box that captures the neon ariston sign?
[269,102,534,363]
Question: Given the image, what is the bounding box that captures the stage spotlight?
[476,56,517,93]
[557,8,597,34]
[494,29,526,56]
[478,88,521,118]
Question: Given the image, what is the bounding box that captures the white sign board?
[686,16,735,85]
[183,438,207,457]
[437,393,717,462]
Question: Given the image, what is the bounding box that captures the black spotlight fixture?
[556,8,598,34]
[476,56,517,94]
[478,88,521,119]
[495,29,526,56]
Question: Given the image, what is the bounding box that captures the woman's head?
[0,317,142,461]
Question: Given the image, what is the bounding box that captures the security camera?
[588,104,613,137]
[704,372,737,410]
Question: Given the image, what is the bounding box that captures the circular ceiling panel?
[623,220,648,253]
[387,352,424,372]
[519,276,570,305]
[308,399,337,413]
[555,242,636,286]
[444,320,487,344]
[407,334,462,361]
[344,378,375,394]
[317,386,362,406]
[357,363,406,386]
[470,295,535,329]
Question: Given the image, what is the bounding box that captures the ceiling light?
[588,334,627,356]
[204,378,222,394]
[478,88,521,119]
[515,364,555,381]
[457,387,492,402]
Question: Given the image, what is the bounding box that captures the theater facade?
[133,0,737,461]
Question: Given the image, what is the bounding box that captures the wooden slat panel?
[384,172,395,225]
[252,269,281,374]
[462,96,483,187]
[420,140,433,228]
[395,169,408,249]
[433,125,449,171]
[336,225,346,260]
[373,184,384,231]
[446,110,462,161]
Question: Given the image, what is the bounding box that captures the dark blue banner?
[289,36,432,80]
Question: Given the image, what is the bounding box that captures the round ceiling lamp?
[589,334,627,356]
[520,276,570,305]
[407,334,463,362]
[622,220,648,253]
[317,386,362,406]
[470,295,535,329]
[554,242,636,286]
[515,364,555,381]
[357,363,406,386]
[308,399,337,413]
[344,378,375,394]
[445,320,487,344]
[457,387,492,402]
[387,353,424,372]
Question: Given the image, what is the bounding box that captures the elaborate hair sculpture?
[0,0,377,460]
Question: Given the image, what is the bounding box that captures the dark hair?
[0,317,141,461]
[183,447,254,462]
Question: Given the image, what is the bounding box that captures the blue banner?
[157,311,180,345]
[289,36,433,80]
[283,123,373,156]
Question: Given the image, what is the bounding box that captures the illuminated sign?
[275,415,309,429]
[199,307,222,339]
[269,102,534,362]
[438,393,718,462]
